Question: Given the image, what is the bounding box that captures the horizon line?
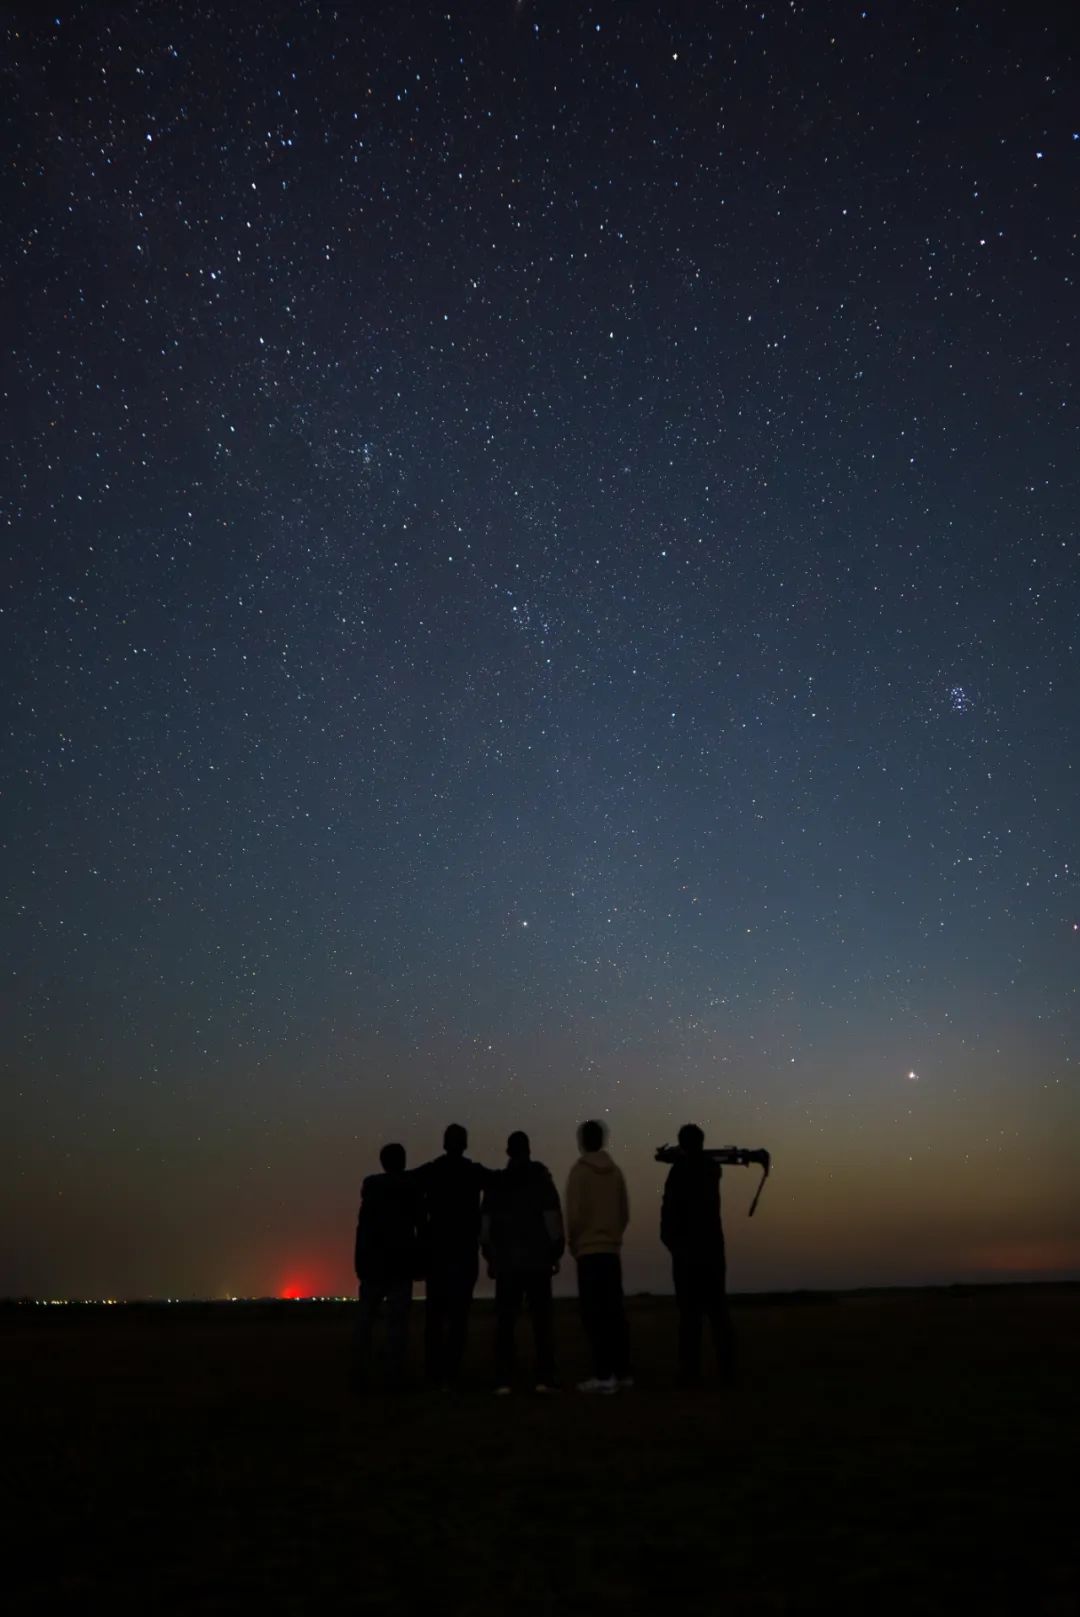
[5,1276,1079,1307]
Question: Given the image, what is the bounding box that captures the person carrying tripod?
[660,1123,736,1387]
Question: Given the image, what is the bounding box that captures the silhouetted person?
[566,1119,631,1393]
[413,1123,491,1388]
[480,1131,564,1394]
[352,1142,420,1390]
[660,1123,735,1386]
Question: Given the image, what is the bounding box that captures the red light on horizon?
[277,1260,347,1300]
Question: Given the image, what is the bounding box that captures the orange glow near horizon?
[967,1239,1080,1276]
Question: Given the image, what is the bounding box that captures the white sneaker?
[577,1376,618,1394]
[494,1385,512,1397]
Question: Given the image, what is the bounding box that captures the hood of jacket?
[577,1149,617,1174]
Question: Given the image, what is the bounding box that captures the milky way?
[3,2,1077,1298]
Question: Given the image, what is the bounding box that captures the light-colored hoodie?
[565,1150,630,1258]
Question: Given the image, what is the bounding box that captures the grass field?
[5,1287,1078,1615]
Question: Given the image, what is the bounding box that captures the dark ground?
[5,1286,1078,1615]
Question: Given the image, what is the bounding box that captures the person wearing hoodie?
[566,1119,632,1394]
[480,1131,564,1394]
[660,1122,735,1387]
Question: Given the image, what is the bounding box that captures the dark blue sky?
[3,0,1077,1297]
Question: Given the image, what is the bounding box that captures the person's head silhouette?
[443,1123,467,1157]
[677,1123,705,1154]
[380,1142,406,1174]
[506,1130,530,1161]
[577,1119,606,1153]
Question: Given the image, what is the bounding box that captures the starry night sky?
[3,1,1078,1300]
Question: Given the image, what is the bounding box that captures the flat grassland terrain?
[5,1288,1077,1615]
